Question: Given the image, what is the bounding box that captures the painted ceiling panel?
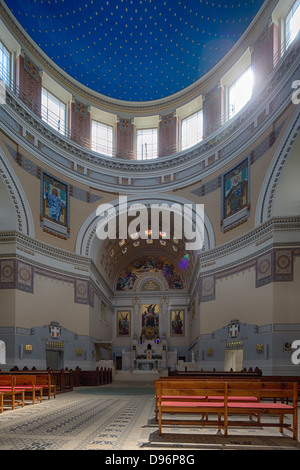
[5,0,265,102]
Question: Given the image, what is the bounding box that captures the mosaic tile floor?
[0,381,299,451]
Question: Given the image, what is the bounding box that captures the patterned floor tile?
[0,382,299,451]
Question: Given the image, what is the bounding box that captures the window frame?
[41,87,66,136]
[180,109,203,151]
[285,0,300,49]
[91,119,114,157]
[227,66,254,121]
[136,127,158,160]
[0,39,11,87]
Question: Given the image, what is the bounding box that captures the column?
[69,99,91,148]
[15,52,42,116]
[158,112,178,157]
[251,21,279,93]
[116,117,135,159]
[202,84,222,138]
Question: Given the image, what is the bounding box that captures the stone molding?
[0,33,299,193]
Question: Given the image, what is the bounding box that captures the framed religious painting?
[141,304,159,339]
[117,311,130,337]
[40,171,70,238]
[170,309,184,336]
[221,157,250,232]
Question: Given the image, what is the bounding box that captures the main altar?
[115,281,187,372]
[132,333,168,371]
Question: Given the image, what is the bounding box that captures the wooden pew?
[156,379,298,439]
[225,381,298,438]
[157,380,227,436]
[35,374,56,399]
[0,375,25,410]
[154,377,259,421]
[14,375,43,405]
[168,368,262,378]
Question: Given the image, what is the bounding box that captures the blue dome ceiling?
[6,0,265,102]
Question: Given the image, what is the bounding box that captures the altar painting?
[223,159,248,220]
[117,311,130,337]
[141,304,159,339]
[42,173,68,226]
[116,255,184,291]
[170,310,184,336]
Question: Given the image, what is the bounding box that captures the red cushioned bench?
[224,381,298,437]
[14,375,43,405]
[0,375,25,411]
[156,380,227,435]
[154,379,259,421]
[156,379,298,439]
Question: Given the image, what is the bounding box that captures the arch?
[272,133,300,217]
[75,193,215,259]
[136,273,169,292]
[255,107,300,226]
[0,146,35,237]
[115,254,186,292]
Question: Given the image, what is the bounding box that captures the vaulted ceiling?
[96,209,198,291]
[5,0,265,101]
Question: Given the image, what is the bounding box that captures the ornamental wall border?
[0,231,114,302]
[198,217,300,275]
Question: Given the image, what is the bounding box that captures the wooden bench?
[14,375,43,405]
[154,378,259,421]
[168,368,262,377]
[224,381,298,438]
[35,374,56,399]
[166,373,300,401]
[0,368,73,393]
[157,380,227,435]
[0,375,25,410]
[156,379,298,439]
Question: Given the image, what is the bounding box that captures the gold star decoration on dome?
[6,0,265,101]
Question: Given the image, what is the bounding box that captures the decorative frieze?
[198,247,300,303]
[0,256,98,307]
[0,258,33,293]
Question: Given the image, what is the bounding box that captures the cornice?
[198,216,300,275]
[1,216,298,301]
[0,231,114,300]
[1,35,299,194]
